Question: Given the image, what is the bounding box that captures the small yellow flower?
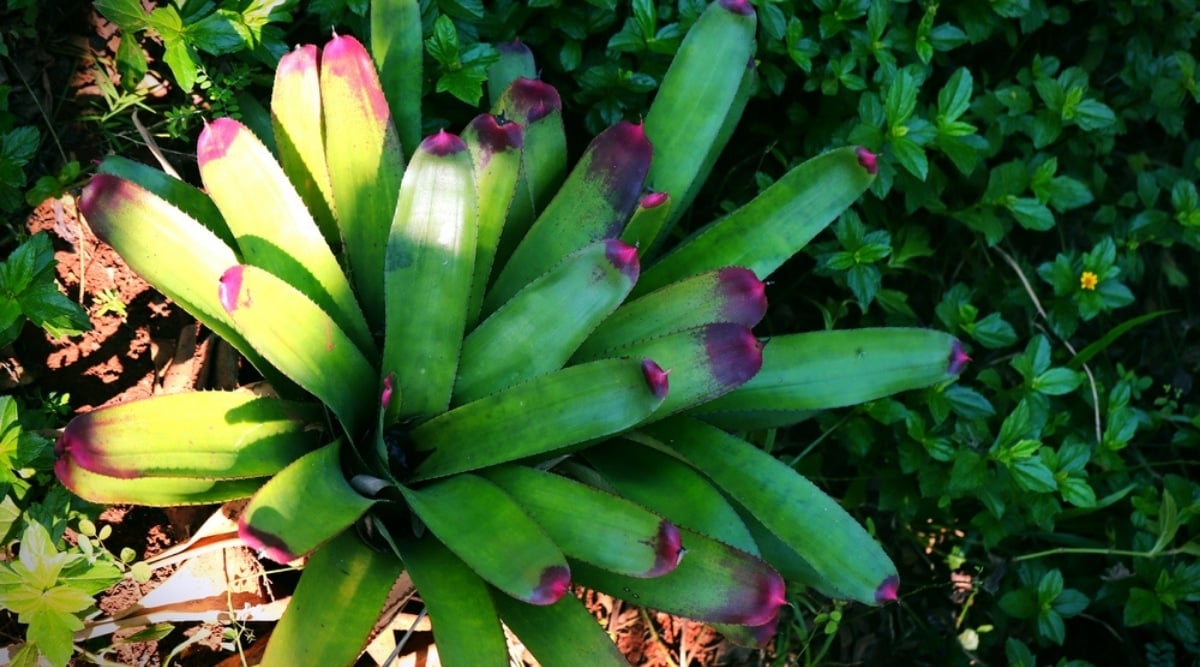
[1080,271,1099,291]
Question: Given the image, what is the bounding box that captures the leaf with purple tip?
[410,358,667,481]
[572,525,786,627]
[381,131,477,420]
[620,190,672,249]
[635,146,877,296]
[574,266,767,361]
[455,239,640,403]
[321,33,407,328]
[54,390,321,480]
[694,328,964,430]
[78,174,284,389]
[198,117,376,357]
[576,323,762,419]
[96,155,232,247]
[642,0,756,250]
[401,474,570,606]
[483,465,684,579]
[218,264,376,436]
[584,439,759,556]
[491,77,566,256]
[484,120,652,313]
[462,113,524,328]
[640,417,899,606]
[238,441,377,564]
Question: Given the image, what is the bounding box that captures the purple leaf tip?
[947,339,970,375]
[875,574,900,603]
[855,146,878,175]
[586,121,653,219]
[605,239,641,281]
[421,130,467,156]
[238,516,301,565]
[705,324,764,390]
[467,114,524,159]
[641,359,670,400]
[720,0,756,16]
[218,266,247,313]
[528,565,571,605]
[506,78,562,122]
[716,267,768,326]
[646,520,685,577]
[640,191,669,209]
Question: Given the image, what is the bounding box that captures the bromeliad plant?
[53,1,967,664]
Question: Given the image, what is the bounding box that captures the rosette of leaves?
[53,1,967,664]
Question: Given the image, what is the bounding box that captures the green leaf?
[396,536,507,666]
[495,592,626,666]
[1059,477,1097,508]
[1037,569,1064,604]
[1053,589,1089,617]
[260,530,405,667]
[402,474,569,605]
[1124,587,1164,626]
[1011,456,1058,494]
[944,384,996,419]
[186,12,248,55]
[161,35,200,92]
[891,135,928,180]
[938,67,973,122]
[1072,98,1116,131]
[1033,367,1082,395]
[999,588,1037,619]
[1008,197,1055,231]
[1038,608,1065,644]
[884,69,918,125]
[94,0,148,29]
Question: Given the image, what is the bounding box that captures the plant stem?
[1012,545,1189,562]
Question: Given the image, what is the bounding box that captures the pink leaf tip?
[641,359,670,400]
[505,78,562,122]
[528,565,571,605]
[218,266,247,313]
[381,373,395,408]
[875,574,900,603]
[640,191,669,209]
[420,130,467,156]
[604,239,640,281]
[947,339,970,375]
[855,146,878,175]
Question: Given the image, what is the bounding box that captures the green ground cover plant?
[0,0,1196,665]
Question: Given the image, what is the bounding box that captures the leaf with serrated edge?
[401,474,569,605]
[455,239,639,403]
[381,131,477,420]
[463,113,523,328]
[483,465,683,578]
[55,390,321,479]
[695,329,965,428]
[198,117,376,358]
[239,442,376,564]
[396,534,508,666]
[218,264,375,437]
[272,44,338,246]
[322,33,406,328]
[635,146,877,296]
[572,525,784,627]
[642,417,899,606]
[410,357,666,481]
[260,529,404,667]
